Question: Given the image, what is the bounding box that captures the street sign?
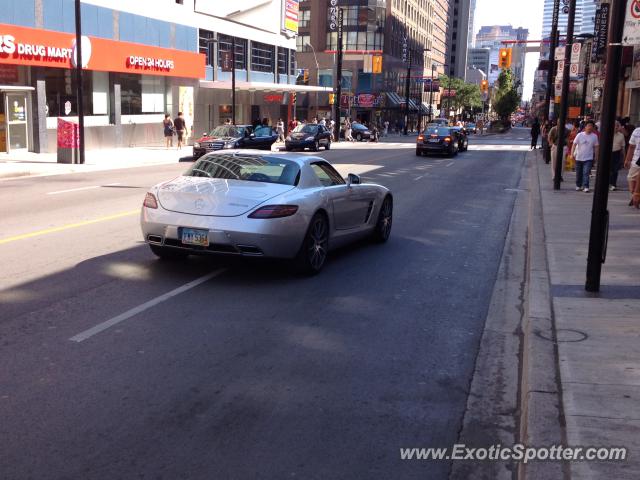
[570,42,582,64]
[328,0,339,31]
[569,63,581,78]
[64,101,71,115]
[623,0,640,45]
[555,46,565,61]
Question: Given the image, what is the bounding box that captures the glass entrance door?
[6,93,28,151]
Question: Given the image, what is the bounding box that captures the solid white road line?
[69,269,226,343]
[446,162,455,167]
[47,183,121,195]
[414,175,425,181]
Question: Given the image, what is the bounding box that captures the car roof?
[199,150,325,167]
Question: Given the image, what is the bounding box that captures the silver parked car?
[141,151,393,273]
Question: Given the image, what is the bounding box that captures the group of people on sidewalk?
[162,112,187,150]
[533,115,640,206]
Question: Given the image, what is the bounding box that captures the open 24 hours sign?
[0,23,205,79]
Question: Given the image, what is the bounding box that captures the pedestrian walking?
[276,118,285,143]
[163,114,174,149]
[571,121,599,193]
[547,121,564,182]
[288,117,298,134]
[610,121,626,191]
[173,112,186,150]
[530,118,541,150]
[383,120,389,137]
[477,119,484,136]
[344,117,353,142]
[329,119,336,141]
[624,125,640,205]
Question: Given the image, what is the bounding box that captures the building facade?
[0,0,322,154]
[468,48,490,76]
[447,0,474,80]
[295,0,450,129]
[475,25,529,90]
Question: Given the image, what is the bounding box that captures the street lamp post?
[404,50,411,135]
[74,0,85,164]
[585,0,627,292]
[553,0,577,190]
[304,41,320,119]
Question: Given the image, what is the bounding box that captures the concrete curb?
[450,150,529,480]
[517,150,567,480]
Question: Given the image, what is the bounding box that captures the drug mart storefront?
[0,23,205,153]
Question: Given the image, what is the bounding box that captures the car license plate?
[180,228,209,246]
[428,139,440,143]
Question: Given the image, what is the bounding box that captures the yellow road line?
[0,209,139,245]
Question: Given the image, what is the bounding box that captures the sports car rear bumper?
[140,207,309,259]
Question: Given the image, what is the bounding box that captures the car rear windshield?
[424,127,451,135]
[293,124,319,134]
[208,126,246,138]
[184,154,300,185]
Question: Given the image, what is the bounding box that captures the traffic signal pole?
[333,8,343,142]
[74,0,85,164]
[544,0,561,124]
[553,0,577,190]
[404,51,411,135]
[585,0,626,292]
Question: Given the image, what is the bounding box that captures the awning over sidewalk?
[199,80,332,93]
[385,92,419,110]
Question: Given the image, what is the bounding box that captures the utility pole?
[74,0,85,164]
[231,37,236,125]
[333,7,343,142]
[553,0,577,190]
[585,0,626,292]
[544,0,560,124]
[404,47,411,135]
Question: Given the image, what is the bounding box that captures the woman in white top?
[610,121,626,191]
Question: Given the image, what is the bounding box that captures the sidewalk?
[534,151,640,479]
[0,147,190,180]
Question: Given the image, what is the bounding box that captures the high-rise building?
[296,0,450,127]
[468,48,490,75]
[447,0,476,80]
[541,0,597,37]
[475,25,529,90]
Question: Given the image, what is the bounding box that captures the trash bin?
[57,118,79,164]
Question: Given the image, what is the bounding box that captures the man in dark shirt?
[173,112,186,150]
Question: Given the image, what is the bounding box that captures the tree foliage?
[492,69,521,121]
[439,75,483,112]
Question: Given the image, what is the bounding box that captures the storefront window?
[116,73,166,115]
[251,42,275,73]
[44,68,93,117]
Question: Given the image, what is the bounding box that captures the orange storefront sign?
[0,23,205,79]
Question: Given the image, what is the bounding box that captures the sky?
[472,0,545,99]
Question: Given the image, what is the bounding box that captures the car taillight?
[444,137,451,143]
[417,135,424,141]
[248,205,299,219]
[143,192,158,209]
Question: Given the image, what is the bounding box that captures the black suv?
[193,125,278,159]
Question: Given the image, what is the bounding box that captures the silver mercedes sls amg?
[140,151,393,273]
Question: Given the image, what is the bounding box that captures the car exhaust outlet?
[236,245,264,255]
[148,235,163,244]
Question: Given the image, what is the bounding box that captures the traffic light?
[291,92,297,105]
[372,55,382,74]
[303,69,309,84]
[480,79,489,93]
[499,48,512,69]
[329,93,335,105]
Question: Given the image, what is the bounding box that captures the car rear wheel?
[295,213,329,274]
[356,133,363,142]
[325,140,331,150]
[149,244,189,260]
[372,196,393,243]
[312,140,320,151]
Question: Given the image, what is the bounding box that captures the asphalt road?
[0,129,529,479]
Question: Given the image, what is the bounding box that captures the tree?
[439,75,482,116]
[492,69,521,122]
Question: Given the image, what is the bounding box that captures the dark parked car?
[285,123,332,151]
[416,126,462,157]
[193,125,277,159]
[351,122,375,141]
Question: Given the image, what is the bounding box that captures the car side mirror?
[249,133,256,138]
[347,173,361,186]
